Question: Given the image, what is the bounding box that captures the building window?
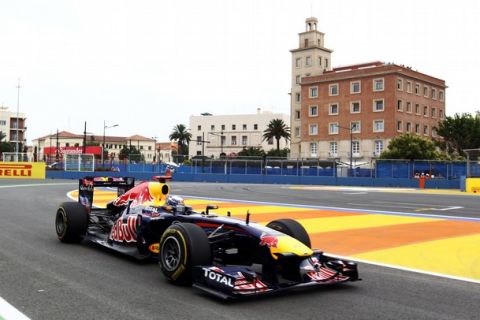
[407,81,412,93]
[65,143,70,147]
[295,92,301,103]
[304,39,309,47]
[423,86,429,97]
[432,128,437,137]
[329,103,339,115]
[439,109,444,119]
[196,151,201,156]
[211,125,215,131]
[415,123,420,134]
[221,135,226,145]
[196,136,202,145]
[221,124,225,131]
[439,90,444,101]
[415,104,420,114]
[267,137,274,145]
[148,146,152,151]
[423,125,429,135]
[242,136,247,145]
[406,102,412,113]
[294,127,300,137]
[397,100,403,111]
[325,58,329,68]
[231,136,237,145]
[423,106,428,117]
[197,125,201,131]
[0,120,6,126]
[232,124,236,130]
[352,141,360,156]
[310,142,317,156]
[374,140,384,156]
[309,124,318,135]
[329,84,339,96]
[350,81,361,94]
[406,122,412,132]
[295,57,301,68]
[329,142,337,157]
[373,120,384,132]
[373,78,384,91]
[318,56,322,66]
[415,83,420,95]
[242,124,247,130]
[329,122,339,134]
[373,99,384,112]
[351,121,361,133]
[254,124,258,130]
[309,105,318,117]
[295,110,301,120]
[432,88,437,99]
[305,56,312,66]
[296,75,301,84]
[350,101,361,113]
[397,121,403,132]
[309,87,318,98]
[397,78,403,91]
[431,107,437,118]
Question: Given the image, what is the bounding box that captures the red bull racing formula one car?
[55,176,359,299]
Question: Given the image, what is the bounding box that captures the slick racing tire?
[55,202,89,243]
[266,219,311,248]
[159,223,212,285]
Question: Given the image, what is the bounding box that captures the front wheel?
[55,202,89,243]
[159,223,211,285]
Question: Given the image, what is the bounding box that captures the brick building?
[299,61,446,165]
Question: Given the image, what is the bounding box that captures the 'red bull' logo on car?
[109,215,138,242]
[113,182,153,207]
[259,232,278,248]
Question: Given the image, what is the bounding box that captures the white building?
[188,108,290,158]
[0,105,27,147]
[32,131,157,162]
[289,17,333,158]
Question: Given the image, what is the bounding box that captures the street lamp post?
[208,131,224,158]
[334,124,354,172]
[103,121,119,167]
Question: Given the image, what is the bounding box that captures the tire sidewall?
[159,226,188,281]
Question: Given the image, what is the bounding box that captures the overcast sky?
[1,0,479,144]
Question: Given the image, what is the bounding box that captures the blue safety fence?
[375,160,478,179]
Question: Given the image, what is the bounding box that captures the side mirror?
[206,204,218,215]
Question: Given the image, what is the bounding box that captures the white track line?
[0,297,30,320]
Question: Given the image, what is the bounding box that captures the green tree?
[379,134,446,160]
[435,113,480,158]
[0,131,13,155]
[169,124,192,156]
[266,148,290,158]
[119,145,143,162]
[237,147,265,157]
[262,119,291,151]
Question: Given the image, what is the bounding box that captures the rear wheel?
[55,202,89,243]
[266,218,311,248]
[159,223,211,285]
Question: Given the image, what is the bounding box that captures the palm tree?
[0,131,6,142]
[169,124,192,156]
[262,119,291,151]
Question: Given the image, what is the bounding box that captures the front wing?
[192,260,359,300]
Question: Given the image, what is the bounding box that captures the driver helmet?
[166,195,185,207]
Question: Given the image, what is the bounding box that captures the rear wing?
[78,176,135,210]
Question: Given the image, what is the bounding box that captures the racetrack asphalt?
[0,179,479,320]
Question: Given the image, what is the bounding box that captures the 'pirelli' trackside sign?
[0,162,46,179]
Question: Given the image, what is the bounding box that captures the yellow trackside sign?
[465,178,480,194]
[0,162,46,179]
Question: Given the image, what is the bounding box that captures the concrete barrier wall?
[46,171,460,189]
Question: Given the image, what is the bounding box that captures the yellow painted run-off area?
[69,189,480,282]
[0,162,45,179]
